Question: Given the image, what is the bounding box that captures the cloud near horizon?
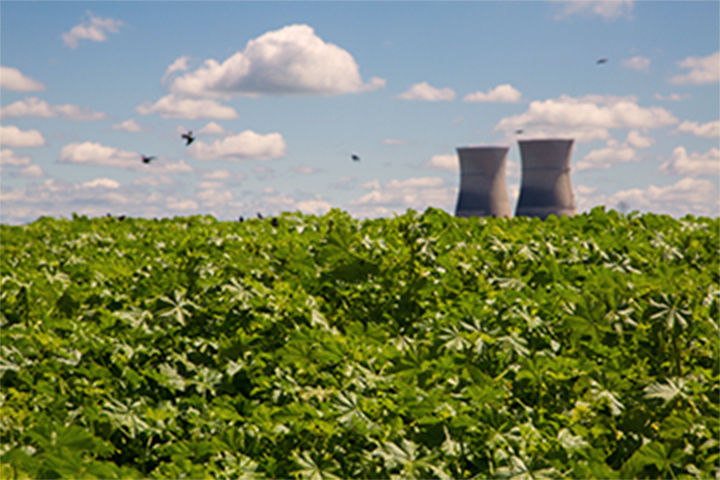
[169,24,385,98]
[347,176,457,218]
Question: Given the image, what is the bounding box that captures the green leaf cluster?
[1,207,718,478]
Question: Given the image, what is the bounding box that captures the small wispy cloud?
[623,56,650,71]
[463,84,522,103]
[553,0,634,20]
[1,97,106,121]
[112,119,142,132]
[397,82,455,101]
[62,11,124,49]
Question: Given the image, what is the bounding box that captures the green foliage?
[1,207,718,478]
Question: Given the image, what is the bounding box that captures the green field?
[1,207,718,479]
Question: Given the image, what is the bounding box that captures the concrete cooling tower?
[454,146,512,218]
[515,139,576,219]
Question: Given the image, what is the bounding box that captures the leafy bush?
[1,207,718,479]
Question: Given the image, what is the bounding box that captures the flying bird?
[257,212,263,219]
[515,129,524,134]
[351,154,360,162]
[596,58,608,65]
[141,155,156,164]
[181,131,195,146]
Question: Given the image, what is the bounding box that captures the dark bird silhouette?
[238,216,244,223]
[141,155,156,164]
[271,218,279,228]
[117,215,126,221]
[351,154,360,162]
[257,212,263,219]
[181,131,195,146]
[596,58,608,65]
[515,129,524,134]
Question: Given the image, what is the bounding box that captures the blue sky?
[1,1,718,224]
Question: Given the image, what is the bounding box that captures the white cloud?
[463,84,522,103]
[575,140,638,171]
[202,169,233,180]
[189,130,286,161]
[162,55,191,84]
[0,149,31,166]
[625,130,655,148]
[112,119,142,132]
[59,141,137,168]
[136,94,238,119]
[62,11,124,49]
[425,154,459,173]
[292,165,318,174]
[610,178,719,217]
[674,120,720,138]
[197,121,232,136]
[658,146,720,177]
[623,56,650,71]
[170,24,385,98]
[575,130,654,171]
[574,179,719,217]
[347,176,457,217]
[0,66,45,91]
[58,141,194,173]
[12,164,45,178]
[670,51,720,85]
[331,176,356,190]
[507,161,521,179]
[133,175,175,186]
[196,188,234,208]
[654,93,691,101]
[1,97,106,120]
[167,197,199,211]
[296,197,332,215]
[397,82,455,101]
[494,94,677,142]
[82,178,120,189]
[252,165,275,180]
[554,0,634,20]
[383,138,412,145]
[0,125,46,147]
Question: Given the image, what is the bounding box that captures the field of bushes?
[1,207,718,479]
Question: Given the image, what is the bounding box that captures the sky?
[1,0,719,224]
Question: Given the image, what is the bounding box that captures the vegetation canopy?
[1,207,718,479]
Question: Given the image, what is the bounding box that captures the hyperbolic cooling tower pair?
[455,139,576,219]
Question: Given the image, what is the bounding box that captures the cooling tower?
[515,139,576,219]
[454,146,512,218]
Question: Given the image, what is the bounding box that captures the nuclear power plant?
[454,138,576,219]
[454,146,512,218]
